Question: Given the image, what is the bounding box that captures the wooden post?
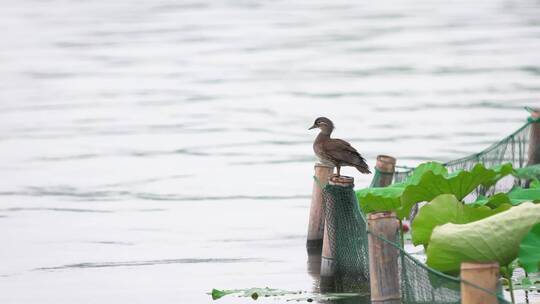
[320,175,354,291]
[460,262,499,304]
[528,109,540,166]
[307,163,333,253]
[373,155,396,187]
[368,211,400,304]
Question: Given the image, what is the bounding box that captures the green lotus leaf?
[402,161,447,185]
[209,288,364,302]
[398,163,499,219]
[411,194,511,246]
[211,288,239,300]
[486,163,515,187]
[472,193,511,208]
[356,162,445,215]
[514,164,540,180]
[426,202,540,273]
[519,222,540,273]
[356,186,404,214]
[473,187,540,207]
[209,287,301,300]
[507,187,540,204]
[358,162,516,218]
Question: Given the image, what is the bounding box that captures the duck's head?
[309,117,334,134]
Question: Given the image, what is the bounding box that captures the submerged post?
[307,163,333,253]
[320,175,354,291]
[368,212,400,304]
[460,262,499,304]
[528,109,540,166]
[373,155,396,187]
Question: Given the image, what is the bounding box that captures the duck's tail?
[355,162,371,174]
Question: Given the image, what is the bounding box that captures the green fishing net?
[321,183,370,293]
[393,119,538,194]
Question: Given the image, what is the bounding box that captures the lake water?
[1,0,540,303]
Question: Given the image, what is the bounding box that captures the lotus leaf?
[356,186,404,214]
[507,187,540,204]
[514,164,540,180]
[210,287,300,300]
[356,162,445,214]
[472,187,540,208]
[412,194,511,246]
[209,288,365,302]
[472,193,511,208]
[489,163,515,187]
[426,202,540,273]
[398,163,505,219]
[403,161,447,185]
[519,222,540,273]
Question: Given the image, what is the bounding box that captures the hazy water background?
[1,0,540,303]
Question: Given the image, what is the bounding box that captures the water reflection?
[308,251,371,303]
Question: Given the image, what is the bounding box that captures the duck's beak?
[308,124,317,130]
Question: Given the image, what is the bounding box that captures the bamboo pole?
[368,211,400,304]
[320,175,354,291]
[373,155,396,187]
[307,163,333,253]
[528,109,540,166]
[460,262,499,304]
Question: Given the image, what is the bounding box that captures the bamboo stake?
[320,175,354,291]
[307,163,333,253]
[373,155,396,187]
[460,262,499,304]
[528,109,540,166]
[368,211,401,304]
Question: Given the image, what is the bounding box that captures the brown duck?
[309,117,371,176]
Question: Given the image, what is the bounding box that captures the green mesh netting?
[444,121,531,172]
[321,183,510,304]
[321,183,370,292]
[370,166,413,188]
[393,119,538,193]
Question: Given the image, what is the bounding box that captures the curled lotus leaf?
[426,202,540,273]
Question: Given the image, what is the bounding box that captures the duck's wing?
[324,139,371,173]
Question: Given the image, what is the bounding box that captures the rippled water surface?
[1,0,540,303]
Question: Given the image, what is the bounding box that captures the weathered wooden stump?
[320,175,354,291]
[460,262,499,304]
[528,109,540,166]
[307,163,333,253]
[373,155,396,187]
[368,211,400,304]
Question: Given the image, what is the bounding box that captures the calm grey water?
[1,0,540,303]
